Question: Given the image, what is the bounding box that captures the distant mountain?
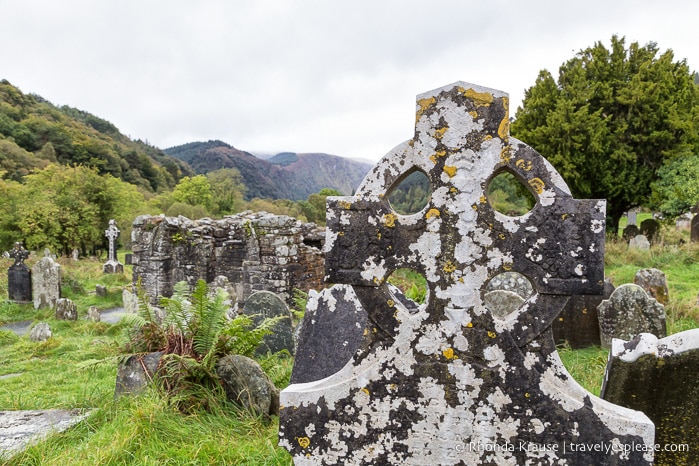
[0,79,191,191]
[164,140,373,200]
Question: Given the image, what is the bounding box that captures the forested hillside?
[165,140,372,200]
[0,80,191,191]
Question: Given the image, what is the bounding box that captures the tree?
[206,168,246,216]
[650,153,699,218]
[511,35,699,234]
[171,175,214,212]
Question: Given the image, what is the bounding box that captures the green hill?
[0,79,191,191]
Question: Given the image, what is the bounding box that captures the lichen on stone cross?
[9,242,29,266]
[279,82,654,465]
[105,219,120,262]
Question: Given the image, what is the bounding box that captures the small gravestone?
[626,209,637,226]
[123,287,139,314]
[634,268,669,305]
[210,275,239,319]
[552,277,614,349]
[31,252,61,310]
[692,214,699,243]
[29,322,52,342]
[629,234,650,250]
[675,214,691,231]
[485,271,533,299]
[639,218,660,244]
[95,284,107,297]
[71,248,80,261]
[243,291,293,355]
[103,219,124,274]
[280,82,653,464]
[598,284,666,348]
[601,331,699,465]
[114,352,163,398]
[216,354,279,417]
[87,306,101,322]
[124,253,133,265]
[7,242,32,303]
[622,224,640,242]
[483,289,524,319]
[55,298,78,321]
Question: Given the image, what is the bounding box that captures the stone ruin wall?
[130,211,325,308]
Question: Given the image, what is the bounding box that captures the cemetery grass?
[1,236,699,463]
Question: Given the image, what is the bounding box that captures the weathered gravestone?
[692,214,699,243]
[639,218,660,244]
[634,268,669,306]
[601,331,699,465]
[122,287,139,314]
[55,298,78,321]
[7,242,31,303]
[29,322,52,342]
[629,234,650,250]
[103,219,124,274]
[598,284,666,348]
[622,224,640,242]
[32,251,61,310]
[626,209,637,226]
[242,291,294,356]
[279,82,654,464]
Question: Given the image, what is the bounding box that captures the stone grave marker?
[123,287,139,314]
[601,331,699,465]
[629,234,650,250]
[32,251,61,310]
[29,322,51,342]
[71,248,80,261]
[622,224,640,242]
[103,219,124,274]
[639,218,660,244]
[55,298,78,321]
[634,267,669,305]
[243,291,294,356]
[598,284,666,348]
[7,242,31,303]
[692,214,699,242]
[279,82,654,464]
[626,209,637,226]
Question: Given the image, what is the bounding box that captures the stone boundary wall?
[131,211,324,307]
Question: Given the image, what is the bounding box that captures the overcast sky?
[1,1,697,162]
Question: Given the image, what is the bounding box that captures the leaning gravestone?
[243,291,294,356]
[601,331,699,466]
[32,252,61,310]
[7,242,31,303]
[639,218,660,244]
[279,82,653,464]
[634,268,669,305]
[598,284,666,348]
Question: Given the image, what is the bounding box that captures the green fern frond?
[193,282,230,359]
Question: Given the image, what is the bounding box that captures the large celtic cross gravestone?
[279,82,654,465]
[103,219,124,274]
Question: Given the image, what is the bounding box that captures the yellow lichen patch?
[373,277,382,285]
[516,159,533,171]
[479,195,487,204]
[487,331,497,339]
[443,261,456,274]
[297,437,311,449]
[360,387,370,396]
[468,110,478,119]
[429,154,438,164]
[450,187,459,193]
[387,299,395,307]
[524,392,531,399]
[443,165,457,178]
[471,204,478,211]
[338,200,352,210]
[435,149,447,158]
[416,96,436,122]
[442,347,457,360]
[483,135,493,141]
[503,262,513,271]
[561,214,568,221]
[434,127,447,140]
[498,97,510,138]
[383,213,397,228]
[465,322,473,328]
[377,231,382,240]
[500,146,513,163]
[459,86,494,106]
[499,233,506,240]
[337,231,345,236]
[528,178,545,195]
[426,208,441,219]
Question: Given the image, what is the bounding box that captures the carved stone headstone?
[279,82,653,464]
[691,214,699,243]
[29,322,52,342]
[601,331,699,465]
[622,224,640,242]
[122,287,139,314]
[32,252,61,310]
[242,291,294,355]
[87,306,101,322]
[114,352,163,398]
[634,268,669,305]
[7,242,31,303]
[103,219,124,274]
[95,284,107,297]
[639,218,660,244]
[55,298,78,321]
[71,248,80,261]
[626,209,637,226]
[598,284,666,348]
[629,234,650,250]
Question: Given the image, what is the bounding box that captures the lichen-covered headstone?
[55,298,78,321]
[598,284,666,348]
[629,234,650,250]
[634,268,669,305]
[279,82,654,465]
[243,291,294,355]
[29,322,51,342]
[103,219,124,274]
[122,287,139,314]
[31,252,61,310]
[7,242,31,303]
[601,331,699,465]
[87,306,101,322]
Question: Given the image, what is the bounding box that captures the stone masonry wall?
[131,211,324,307]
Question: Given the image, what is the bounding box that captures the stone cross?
[279,82,654,464]
[103,219,124,274]
[8,242,29,266]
